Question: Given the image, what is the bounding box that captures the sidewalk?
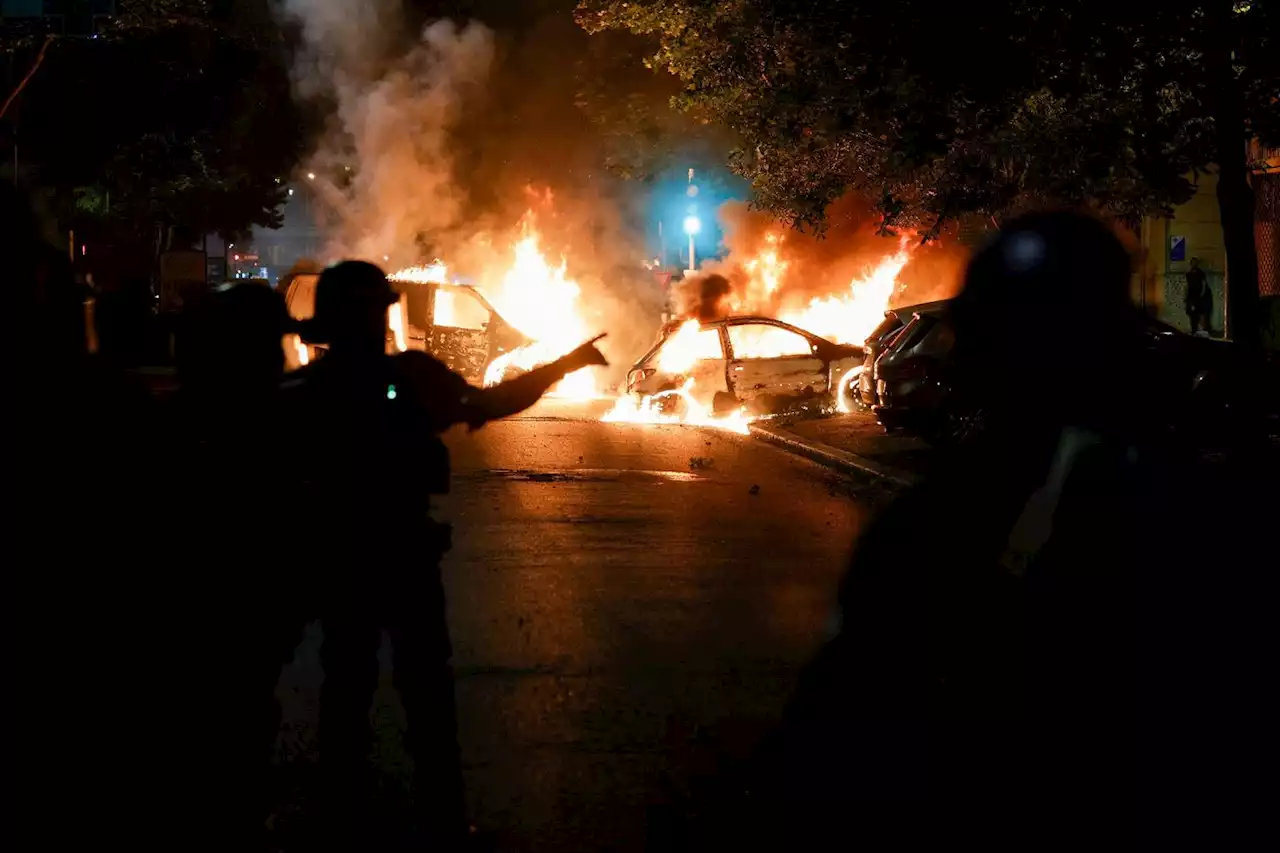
[750,410,932,486]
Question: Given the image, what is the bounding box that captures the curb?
[748,423,919,487]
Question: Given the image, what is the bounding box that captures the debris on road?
[749,484,761,495]
[689,456,714,470]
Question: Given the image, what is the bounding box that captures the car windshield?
[434,288,490,330]
[867,314,902,345]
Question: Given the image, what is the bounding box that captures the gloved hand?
[558,333,609,372]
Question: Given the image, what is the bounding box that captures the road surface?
[276,401,872,851]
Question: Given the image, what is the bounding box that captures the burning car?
[282,272,529,383]
[625,316,864,416]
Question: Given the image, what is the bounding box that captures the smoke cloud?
[277,0,494,264]
[273,0,665,380]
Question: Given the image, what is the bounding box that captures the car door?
[634,323,729,400]
[726,322,827,406]
[428,285,493,382]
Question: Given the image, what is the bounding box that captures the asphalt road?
[276,400,871,852]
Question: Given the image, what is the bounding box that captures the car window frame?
[432,284,492,332]
[725,320,818,360]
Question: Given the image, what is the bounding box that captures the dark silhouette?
[5,184,158,846]
[286,261,606,849]
[170,281,308,850]
[1185,257,1211,335]
[733,213,1159,850]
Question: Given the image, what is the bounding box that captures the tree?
[578,1,1280,344]
[3,1,300,267]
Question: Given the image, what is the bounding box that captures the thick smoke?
[677,197,969,322]
[274,0,664,380]
[278,0,493,264]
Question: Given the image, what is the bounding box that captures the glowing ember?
[778,238,913,345]
[602,379,752,434]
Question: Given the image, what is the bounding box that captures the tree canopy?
[2,0,301,247]
[577,1,1280,236]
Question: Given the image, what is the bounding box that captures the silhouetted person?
[4,184,157,846]
[170,281,307,850]
[287,261,607,849]
[757,212,1160,851]
[1185,257,1211,335]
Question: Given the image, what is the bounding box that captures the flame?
[741,233,787,303]
[390,260,448,284]
[602,379,752,435]
[835,365,863,413]
[777,238,913,345]
[387,301,407,352]
[286,333,309,367]
[656,319,720,374]
[389,215,602,399]
[477,218,600,399]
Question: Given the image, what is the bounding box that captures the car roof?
[889,298,952,318]
[702,315,823,335]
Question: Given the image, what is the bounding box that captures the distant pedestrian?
[1185,257,1211,335]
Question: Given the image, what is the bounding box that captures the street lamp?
[683,214,701,273]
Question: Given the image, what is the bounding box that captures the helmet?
[299,260,398,344]
[951,211,1140,389]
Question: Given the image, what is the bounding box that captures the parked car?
[626,316,864,415]
[282,274,529,383]
[870,309,1278,448]
[858,300,952,408]
[873,309,957,433]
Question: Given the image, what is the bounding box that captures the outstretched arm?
[460,335,608,428]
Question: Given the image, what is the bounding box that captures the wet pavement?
[277,400,870,852]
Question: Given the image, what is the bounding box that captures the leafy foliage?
[3,0,300,244]
[577,1,1280,235]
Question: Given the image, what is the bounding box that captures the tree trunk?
[1209,20,1261,350]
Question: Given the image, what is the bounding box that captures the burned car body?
[626,316,864,415]
[282,274,529,383]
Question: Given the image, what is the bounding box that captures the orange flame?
[390,260,449,284]
[602,379,752,434]
[390,215,603,399]
[476,218,600,399]
[778,237,913,345]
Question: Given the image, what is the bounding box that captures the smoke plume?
[274,0,665,381]
[277,0,494,265]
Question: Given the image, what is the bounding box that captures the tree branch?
[1,35,57,121]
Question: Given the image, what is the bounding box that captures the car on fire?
[282,273,530,383]
[626,316,865,415]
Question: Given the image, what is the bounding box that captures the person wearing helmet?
[286,260,607,848]
[765,212,1161,851]
[166,281,313,848]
